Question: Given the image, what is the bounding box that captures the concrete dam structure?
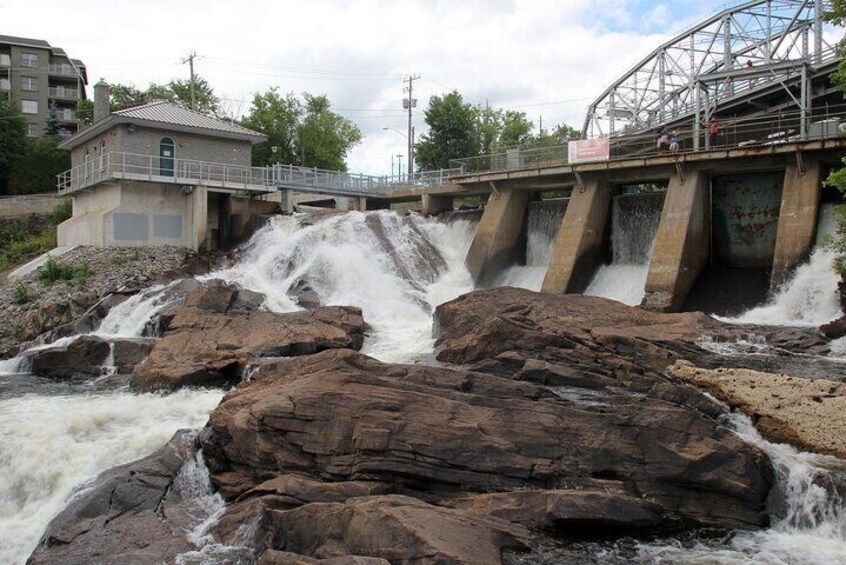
[457,139,843,313]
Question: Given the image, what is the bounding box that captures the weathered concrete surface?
[642,170,710,312]
[770,160,822,293]
[465,188,529,284]
[669,361,846,458]
[421,194,454,215]
[541,179,612,293]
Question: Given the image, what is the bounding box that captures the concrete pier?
[541,179,612,293]
[642,171,710,312]
[465,187,529,284]
[770,159,823,292]
[422,194,454,215]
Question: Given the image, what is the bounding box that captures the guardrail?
[451,104,846,176]
[57,152,460,197]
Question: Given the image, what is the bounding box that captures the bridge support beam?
[770,158,823,293]
[422,194,454,215]
[642,170,710,312]
[541,179,613,293]
[465,187,529,284]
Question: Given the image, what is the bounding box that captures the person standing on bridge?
[669,128,679,152]
[708,117,720,148]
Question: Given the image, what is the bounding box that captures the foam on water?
[721,247,842,327]
[585,263,651,306]
[209,212,477,363]
[0,389,223,565]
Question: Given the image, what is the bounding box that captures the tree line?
[0,75,582,195]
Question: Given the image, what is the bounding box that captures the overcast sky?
[3,0,735,174]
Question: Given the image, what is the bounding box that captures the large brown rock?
[28,431,199,565]
[23,335,111,377]
[201,348,772,531]
[131,286,366,392]
[260,495,529,565]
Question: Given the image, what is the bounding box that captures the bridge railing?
[271,163,461,196]
[450,103,846,176]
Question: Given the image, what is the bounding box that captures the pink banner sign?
[568,139,610,163]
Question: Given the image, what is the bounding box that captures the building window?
[0,54,10,66]
[26,123,39,137]
[22,77,37,91]
[21,99,38,114]
[21,53,38,68]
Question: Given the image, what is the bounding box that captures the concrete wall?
[642,170,710,312]
[770,159,823,292]
[541,179,613,293]
[465,187,529,284]
[58,181,194,248]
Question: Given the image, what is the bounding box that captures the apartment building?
[0,34,88,138]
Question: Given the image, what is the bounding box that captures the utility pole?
[181,51,197,111]
[402,74,419,173]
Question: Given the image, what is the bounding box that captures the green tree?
[6,137,69,195]
[822,3,846,273]
[0,98,27,194]
[75,99,94,126]
[499,110,534,147]
[241,88,302,167]
[109,83,148,111]
[415,91,479,170]
[44,101,60,137]
[295,94,362,171]
[147,77,220,116]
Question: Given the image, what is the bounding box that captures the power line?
[180,51,200,111]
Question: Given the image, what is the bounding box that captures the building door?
[159,138,175,176]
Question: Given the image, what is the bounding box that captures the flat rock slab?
[201,348,772,531]
[670,361,846,458]
[131,286,366,392]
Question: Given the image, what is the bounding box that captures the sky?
[2,0,736,175]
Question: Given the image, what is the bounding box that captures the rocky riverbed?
[0,246,196,358]
[22,284,846,564]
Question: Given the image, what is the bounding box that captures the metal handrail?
[450,104,846,176]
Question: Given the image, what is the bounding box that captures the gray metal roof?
[113,101,262,138]
[0,34,51,48]
[58,100,266,150]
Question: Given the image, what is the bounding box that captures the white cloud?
[1,0,727,174]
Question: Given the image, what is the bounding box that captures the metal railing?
[450,104,846,176]
[48,86,77,99]
[57,152,276,195]
[48,64,77,77]
[57,152,460,197]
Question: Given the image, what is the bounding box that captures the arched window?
[159,137,175,177]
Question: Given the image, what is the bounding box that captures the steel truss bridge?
[583,0,841,150]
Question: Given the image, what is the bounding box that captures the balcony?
[0,54,10,67]
[48,86,78,100]
[48,64,77,77]
[54,109,77,123]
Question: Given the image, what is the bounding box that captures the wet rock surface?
[28,431,200,565]
[35,286,838,564]
[131,285,366,392]
[0,246,194,358]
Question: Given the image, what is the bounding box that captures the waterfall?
[585,191,664,305]
[209,211,477,363]
[722,203,842,327]
[632,412,846,563]
[495,198,567,291]
[0,390,223,564]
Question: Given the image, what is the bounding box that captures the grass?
[36,256,91,287]
[0,199,70,274]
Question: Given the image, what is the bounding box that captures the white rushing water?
[0,389,223,564]
[585,192,664,306]
[210,211,477,363]
[721,247,842,327]
[495,199,566,291]
[633,412,846,564]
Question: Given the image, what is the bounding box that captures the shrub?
[12,283,36,305]
[50,199,72,226]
